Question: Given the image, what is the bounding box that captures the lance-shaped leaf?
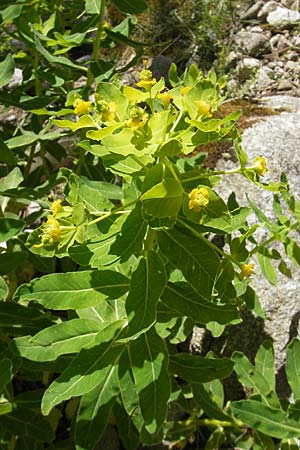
[0,54,15,88]
[230,400,300,439]
[232,351,279,407]
[126,252,167,336]
[0,358,13,392]
[11,319,106,362]
[86,0,103,14]
[111,0,148,14]
[161,282,239,325]
[118,347,140,416]
[286,338,300,401]
[75,366,119,450]
[18,270,129,310]
[109,204,147,263]
[129,328,170,434]
[0,302,54,336]
[158,227,219,300]
[255,340,275,392]
[141,178,184,218]
[0,407,54,442]
[169,353,233,383]
[41,320,126,415]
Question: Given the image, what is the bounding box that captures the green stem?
[76,148,86,175]
[8,435,17,450]
[197,418,244,429]
[87,199,137,226]
[34,48,42,97]
[249,235,275,256]
[181,168,242,185]
[24,144,36,181]
[86,1,106,88]
[143,227,157,252]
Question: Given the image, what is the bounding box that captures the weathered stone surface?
[237,57,260,81]
[234,30,271,57]
[241,1,264,20]
[267,6,300,29]
[257,1,279,19]
[277,78,294,90]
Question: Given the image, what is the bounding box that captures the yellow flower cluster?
[74,99,92,116]
[39,217,61,248]
[157,90,172,108]
[195,99,212,117]
[252,156,267,177]
[50,199,63,217]
[95,97,118,122]
[136,69,156,90]
[127,107,148,129]
[239,263,255,279]
[188,187,210,213]
[180,86,191,96]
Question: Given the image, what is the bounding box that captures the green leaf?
[192,383,230,422]
[230,400,300,439]
[18,270,129,310]
[169,353,234,383]
[41,320,125,415]
[75,367,119,450]
[111,0,148,14]
[105,203,147,264]
[126,251,167,336]
[85,0,103,14]
[0,407,54,442]
[158,227,220,301]
[0,276,8,299]
[257,252,277,285]
[129,327,170,434]
[161,282,239,325]
[0,402,13,416]
[0,54,15,88]
[12,319,105,362]
[141,178,183,218]
[0,167,23,212]
[0,358,13,392]
[286,338,300,401]
[232,352,277,407]
[0,217,24,242]
[255,340,275,392]
[0,302,54,336]
[0,138,16,165]
[53,115,96,131]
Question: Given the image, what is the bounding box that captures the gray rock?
[241,1,264,20]
[259,95,300,112]
[237,57,260,81]
[212,107,300,369]
[267,6,300,29]
[8,68,23,89]
[257,1,279,19]
[254,66,275,89]
[277,78,294,90]
[234,31,271,57]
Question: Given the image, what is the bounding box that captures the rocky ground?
[227,0,300,97]
[192,0,300,392]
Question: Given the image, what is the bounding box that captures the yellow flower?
[252,156,267,177]
[239,263,255,280]
[188,187,210,213]
[157,90,172,108]
[41,217,61,247]
[50,199,63,217]
[101,101,118,122]
[74,99,92,116]
[180,86,191,96]
[127,107,148,129]
[195,99,212,117]
[136,69,156,90]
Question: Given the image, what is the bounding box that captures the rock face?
[191,96,300,388]
[226,0,300,96]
